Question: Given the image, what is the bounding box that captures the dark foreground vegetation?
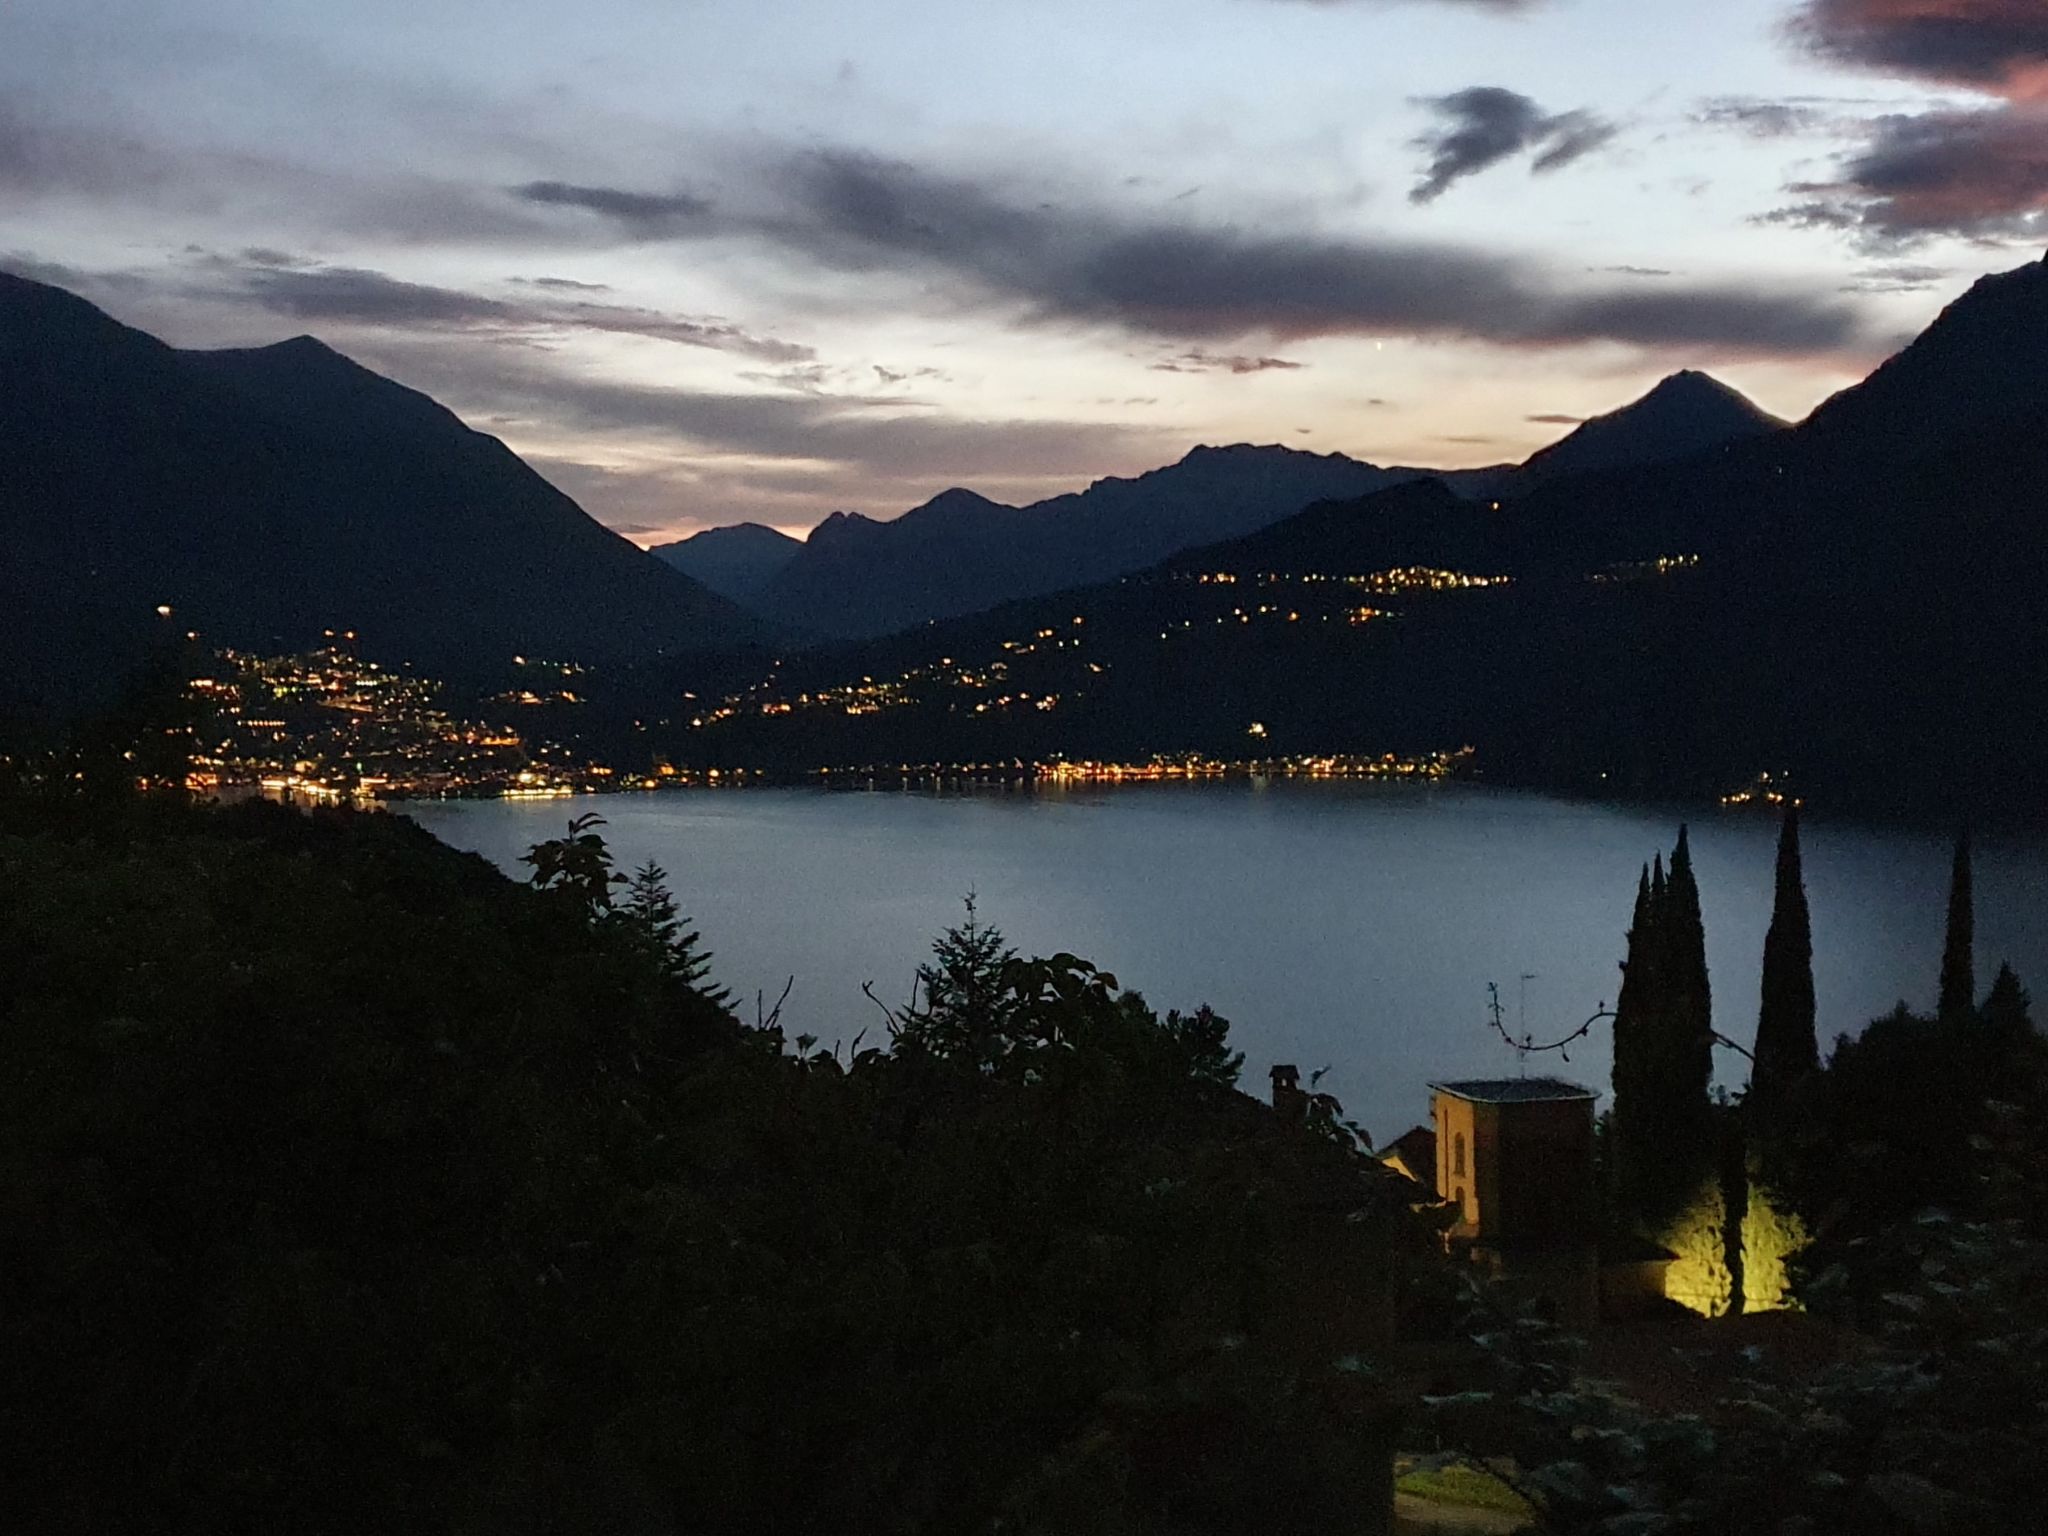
[6,780,2048,1534]
[0,791,1430,1534]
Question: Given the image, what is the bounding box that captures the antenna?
[1485,979,1614,1070]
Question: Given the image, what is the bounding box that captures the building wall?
[1433,1091,1594,1247]
[1493,1097,1596,1248]
[1432,1091,1481,1229]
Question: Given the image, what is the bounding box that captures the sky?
[5,0,2045,544]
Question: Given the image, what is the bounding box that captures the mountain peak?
[808,509,881,547]
[1520,370,1784,482]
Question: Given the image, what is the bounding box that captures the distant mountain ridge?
[0,270,752,715]
[713,374,1785,640]
[649,251,2048,822]
[652,522,802,604]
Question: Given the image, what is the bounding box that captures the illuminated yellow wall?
[1655,1175,1807,1317]
[1432,1091,1480,1229]
[1741,1180,1808,1313]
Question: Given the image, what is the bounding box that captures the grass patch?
[1395,1460,1534,1518]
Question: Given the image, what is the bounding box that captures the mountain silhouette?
[658,254,2048,821]
[652,522,803,604]
[1516,370,1785,484]
[0,271,753,714]
[716,374,1783,640]
[748,445,1436,639]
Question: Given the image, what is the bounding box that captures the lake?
[402,784,2048,1145]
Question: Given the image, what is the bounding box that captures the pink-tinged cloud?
[1793,1,2048,100]
[1767,104,2048,243]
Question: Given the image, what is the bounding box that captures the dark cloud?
[1773,6,2048,247]
[1151,349,1308,374]
[1767,106,2048,244]
[512,180,714,236]
[1790,1,2048,96]
[742,148,1859,356]
[211,254,814,362]
[1526,412,1586,424]
[1409,87,1617,203]
[513,275,614,292]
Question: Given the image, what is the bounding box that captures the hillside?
[0,271,753,718]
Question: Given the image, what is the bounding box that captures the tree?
[1938,826,1974,1024]
[1609,835,1718,1237]
[1751,803,1818,1109]
[1664,826,1716,1137]
[619,859,730,1004]
[521,810,624,917]
[1983,961,2034,1041]
[1606,864,1660,1216]
[891,894,1016,1067]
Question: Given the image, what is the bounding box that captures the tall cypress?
[1663,826,1717,1202]
[1608,865,1658,1213]
[1938,828,1974,1025]
[1752,804,1818,1107]
[1610,841,1717,1235]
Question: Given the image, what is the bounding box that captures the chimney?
[1270,1063,1305,1123]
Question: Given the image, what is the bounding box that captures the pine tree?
[619,859,729,1003]
[1938,828,1975,1025]
[894,895,1017,1066]
[1752,804,1818,1107]
[1982,961,2032,1041]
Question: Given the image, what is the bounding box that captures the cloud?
[1767,105,2048,243]
[1772,6,2048,246]
[1594,264,1674,277]
[511,180,714,237]
[368,338,1179,534]
[357,332,1169,482]
[1694,96,1836,138]
[513,275,614,293]
[1841,260,1952,290]
[204,253,814,362]
[1525,412,1586,424]
[1151,348,1307,373]
[1409,87,1617,203]
[1267,0,1547,9]
[738,148,1859,356]
[1789,1,2048,98]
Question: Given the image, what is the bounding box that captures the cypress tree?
[1663,826,1718,1206]
[1608,865,1658,1213]
[1752,804,1818,1107]
[1938,828,1974,1025]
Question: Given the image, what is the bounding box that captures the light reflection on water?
[403,783,2048,1146]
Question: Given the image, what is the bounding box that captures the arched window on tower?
[1453,1132,1467,1178]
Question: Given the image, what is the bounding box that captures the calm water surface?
[403,784,2048,1144]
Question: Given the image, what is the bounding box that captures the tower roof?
[1429,1077,1597,1105]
